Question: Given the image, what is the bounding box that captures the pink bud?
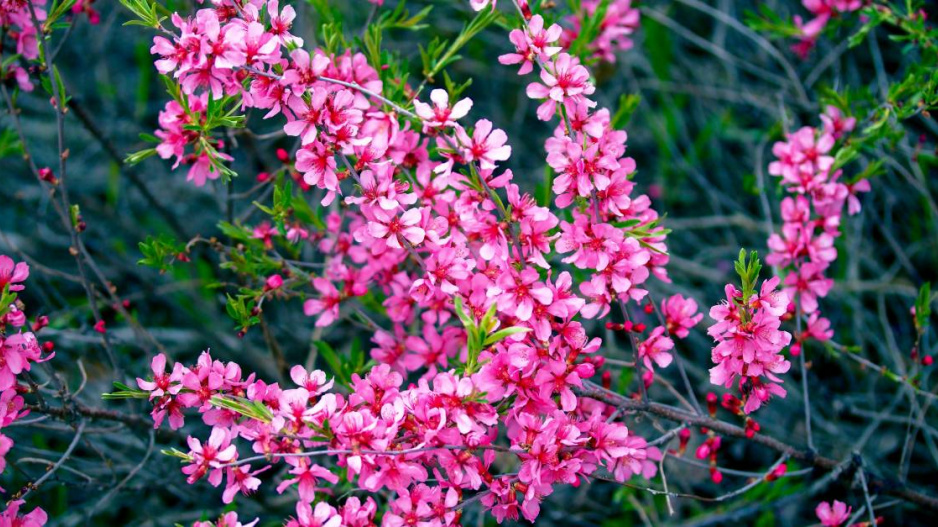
[32,315,49,332]
[265,274,284,290]
[94,320,106,333]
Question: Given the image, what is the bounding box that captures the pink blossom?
[286,501,341,527]
[638,327,674,370]
[661,294,703,338]
[456,119,512,171]
[816,500,852,527]
[488,267,553,322]
[0,256,29,292]
[182,427,238,486]
[304,278,342,327]
[366,207,426,249]
[276,457,340,502]
[413,89,472,130]
[526,53,596,120]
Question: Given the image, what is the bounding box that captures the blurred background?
[1,0,937,525]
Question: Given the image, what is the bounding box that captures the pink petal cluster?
[767,106,867,348]
[815,499,852,527]
[137,0,677,523]
[154,93,232,186]
[498,15,563,76]
[790,1,863,58]
[0,255,55,525]
[193,511,258,527]
[708,277,792,414]
[0,0,44,91]
[560,0,641,63]
[661,294,703,339]
[137,353,658,525]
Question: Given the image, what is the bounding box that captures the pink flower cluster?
[137,352,658,525]
[485,0,640,66]
[134,0,682,522]
[560,0,641,64]
[0,0,44,92]
[791,0,863,58]
[496,1,684,393]
[154,93,233,186]
[816,499,852,526]
[708,277,792,414]
[0,255,55,525]
[767,106,867,352]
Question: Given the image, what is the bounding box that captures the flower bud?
[710,468,723,484]
[265,274,283,291]
[32,315,49,332]
[766,462,787,481]
[38,167,58,184]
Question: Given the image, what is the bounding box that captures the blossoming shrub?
[1,0,937,525]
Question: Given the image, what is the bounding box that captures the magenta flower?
[709,279,792,413]
[0,500,47,527]
[136,353,183,399]
[285,501,341,527]
[638,327,675,370]
[222,464,267,504]
[295,140,339,205]
[456,119,512,172]
[366,207,426,249]
[488,268,553,322]
[499,15,563,75]
[816,500,852,527]
[0,255,29,292]
[413,89,472,130]
[303,278,342,327]
[526,53,596,120]
[283,91,327,145]
[182,427,237,485]
[661,294,703,339]
[267,0,303,46]
[276,457,340,503]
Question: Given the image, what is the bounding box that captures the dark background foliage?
[1,0,937,525]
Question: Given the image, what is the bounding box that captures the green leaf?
[915,282,932,333]
[610,94,641,130]
[138,234,183,273]
[483,326,532,346]
[210,395,273,423]
[314,341,350,386]
[453,295,475,330]
[101,381,151,400]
